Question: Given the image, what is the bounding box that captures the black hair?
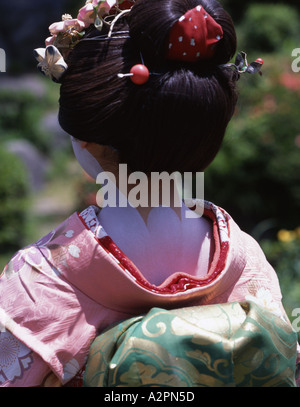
[59,0,238,173]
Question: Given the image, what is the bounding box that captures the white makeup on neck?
[71,137,104,180]
[71,137,213,285]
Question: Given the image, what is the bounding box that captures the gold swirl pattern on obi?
[141,311,168,338]
[84,302,297,387]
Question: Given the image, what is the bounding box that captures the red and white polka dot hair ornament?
[167,5,223,62]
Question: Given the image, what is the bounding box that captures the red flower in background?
[279,73,300,92]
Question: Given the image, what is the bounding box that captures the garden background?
[0,0,300,326]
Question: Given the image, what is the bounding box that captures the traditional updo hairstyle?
[59,0,238,174]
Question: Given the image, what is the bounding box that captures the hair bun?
[128,0,236,66]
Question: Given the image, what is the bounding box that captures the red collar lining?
[78,206,230,295]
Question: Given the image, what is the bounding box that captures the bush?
[239,4,300,53]
[0,145,30,253]
[204,55,300,235]
[0,89,53,154]
[261,229,300,320]
[221,0,300,23]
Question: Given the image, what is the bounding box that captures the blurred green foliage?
[205,55,300,234]
[261,230,300,318]
[0,91,47,152]
[0,78,60,263]
[0,85,58,155]
[0,146,29,252]
[238,4,300,53]
[221,0,300,23]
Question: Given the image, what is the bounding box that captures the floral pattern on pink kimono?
[0,201,297,386]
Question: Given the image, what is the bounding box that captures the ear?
[80,141,89,149]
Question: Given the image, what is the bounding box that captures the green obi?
[83,302,297,387]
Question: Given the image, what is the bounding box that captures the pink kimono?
[0,201,293,386]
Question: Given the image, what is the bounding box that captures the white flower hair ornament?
[33,0,263,85]
[33,0,134,83]
[34,46,68,83]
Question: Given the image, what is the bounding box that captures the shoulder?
[1,209,89,280]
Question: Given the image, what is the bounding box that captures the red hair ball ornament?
[130,64,150,84]
[167,5,224,62]
[118,64,150,85]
